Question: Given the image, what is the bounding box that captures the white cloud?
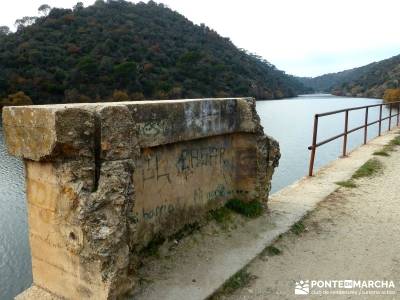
[1,0,399,76]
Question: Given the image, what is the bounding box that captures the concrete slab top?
[2,97,262,161]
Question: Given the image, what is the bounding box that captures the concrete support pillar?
[2,98,280,299]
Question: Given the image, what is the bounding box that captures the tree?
[73,2,84,11]
[0,0,309,105]
[0,91,33,110]
[383,89,400,103]
[38,4,51,16]
[112,90,130,102]
[0,26,10,35]
[15,16,37,29]
[113,62,137,79]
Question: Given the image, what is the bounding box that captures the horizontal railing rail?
[308,101,400,176]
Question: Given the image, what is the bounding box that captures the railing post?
[379,105,383,136]
[343,110,349,157]
[364,107,369,144]
[389,103,392,131]
[397,103,400,127]
[309,115,319,177]
[398,103,400,127]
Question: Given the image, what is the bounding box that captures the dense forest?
[299,54,400,101]
[0,0,311,106]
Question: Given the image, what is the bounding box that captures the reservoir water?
[257,94,388,192]
[0,94,393,299]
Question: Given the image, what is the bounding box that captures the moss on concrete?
[211,269,255,299]
[352,158,383,179]
[209,207,232,224]
[263,245,282,256]
[373,150,390,157]
[336,180,357,188]
[290,220,306,235]
[389,135,400,146]
[225,199,263,218]
[140,235,166,257]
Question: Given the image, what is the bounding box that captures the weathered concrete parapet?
[3,98,280,300]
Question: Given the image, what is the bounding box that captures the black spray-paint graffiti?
[131,203,176,223]
[207,184,229,201]
[193,188,204,204]
[141,154,171,187]
[207,184,250,202]
[138,120,168,137]
[142,204,175,221]
[176,146,226,174]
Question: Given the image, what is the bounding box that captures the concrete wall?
[2,98,280,299]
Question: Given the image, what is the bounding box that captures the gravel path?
[225,137,400,299]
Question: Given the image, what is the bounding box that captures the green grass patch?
[335,180,357,188]
[382,144,396,153]
[225,199,263,218]
[215,269,255,297]
[388,136,400,146]
[378,136,400,154]
[209,206,232,224]
[373,136,400,156]
[290,220,306,235]
[373,150,390,157]
[352,158,383,179]
[263,245,282,256]
[140,235,165,257]
[171,222,201,241]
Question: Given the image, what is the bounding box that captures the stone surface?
[131,129,399,300]
[2,98,279,299]
[2,98,261,161]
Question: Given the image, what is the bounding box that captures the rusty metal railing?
[308,101,400,176]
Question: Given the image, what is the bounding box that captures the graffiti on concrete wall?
[134,138,256,224]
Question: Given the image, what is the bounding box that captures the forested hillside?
[299,54,400,99]
[0,0,310,106]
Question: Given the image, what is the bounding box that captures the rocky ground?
[220,134,400,299]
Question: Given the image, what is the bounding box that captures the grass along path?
[217,135,400,299]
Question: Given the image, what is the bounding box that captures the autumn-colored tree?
[130,92,145,100]
[168,86,183,98]
[64,89,92,103]
[383,89,400,103]
[6,91,32,105]
[215,90,229,98]
[153,90,168,99]
[0,91,33,111]
[274,89,284,99]
[0,1,310,104]
[112,90,130,102]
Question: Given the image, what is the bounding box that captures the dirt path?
[224,138,400,299]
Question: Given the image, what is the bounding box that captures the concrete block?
[3,98,280,299]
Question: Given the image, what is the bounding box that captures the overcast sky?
[1,0,400,77]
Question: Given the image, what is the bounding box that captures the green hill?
[0,0,310,105]
[299,54,400,99]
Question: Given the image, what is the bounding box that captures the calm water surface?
[257,94,388,192]
[0,126,31,299]
[0,94,392,298]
